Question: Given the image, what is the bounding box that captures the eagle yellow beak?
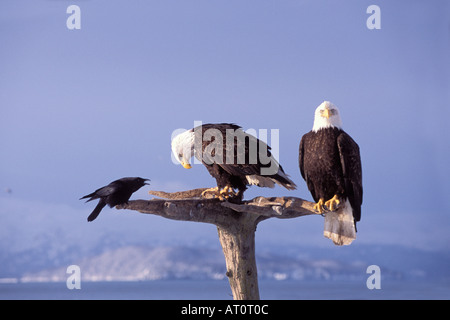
[182,162,192,169]
[322,108,331,119]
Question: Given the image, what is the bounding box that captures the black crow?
[80,177,149,222]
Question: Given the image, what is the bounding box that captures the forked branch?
[117,189,318,224]
[115,188,320,300]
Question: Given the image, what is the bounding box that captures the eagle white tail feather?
[323,199,356,246]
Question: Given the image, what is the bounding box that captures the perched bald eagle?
[172,123,296,201]
[299,101,362,245]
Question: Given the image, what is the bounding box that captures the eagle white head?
[171,129,195,169]
[312,101,343,132]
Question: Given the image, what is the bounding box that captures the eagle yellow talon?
[325,194,340,211]
[313,198,325,214]
[219,185,237,200]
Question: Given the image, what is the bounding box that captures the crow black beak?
[144,179,150,185]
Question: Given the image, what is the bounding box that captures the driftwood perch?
[116,188,319,300]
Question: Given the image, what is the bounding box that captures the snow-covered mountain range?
[5,244,449,283]
[1,196,449,283]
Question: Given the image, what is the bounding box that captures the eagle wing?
[337,132,363,222]
[199,123,294,189]
[298,132,319,201]
[298,134,306,180]
[218,129,273,177]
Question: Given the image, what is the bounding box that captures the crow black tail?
[87,200,106,222]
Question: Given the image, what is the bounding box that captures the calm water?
[1,280,449,300]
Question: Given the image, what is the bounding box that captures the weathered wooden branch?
[116,189,320,300]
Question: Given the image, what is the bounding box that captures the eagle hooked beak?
[322,108,331,119]
[182,162,192,169]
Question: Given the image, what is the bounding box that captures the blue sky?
[1,1,449,252]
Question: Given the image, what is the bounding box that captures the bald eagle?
[299,101,362,245]
[172,123,296,201]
